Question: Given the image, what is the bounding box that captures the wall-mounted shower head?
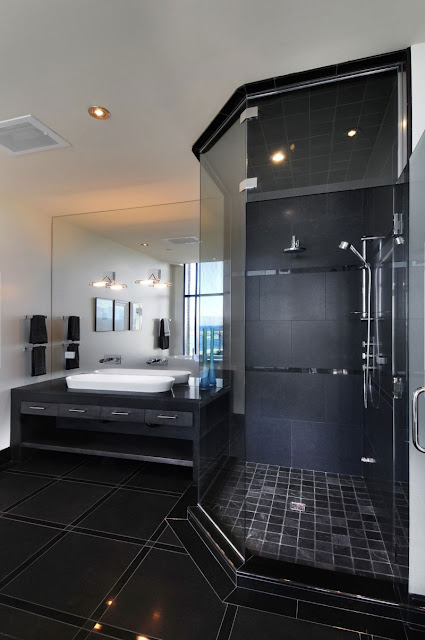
[338,240,368,267]
[283,235,306,254]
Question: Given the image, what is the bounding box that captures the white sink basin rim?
[95,368,191,384]
[66,373,175,393]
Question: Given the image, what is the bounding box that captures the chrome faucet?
[99,355,122,364]
[146,358,168,365]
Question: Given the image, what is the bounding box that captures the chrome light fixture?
[89,273,127,290]
[135,269,171,288]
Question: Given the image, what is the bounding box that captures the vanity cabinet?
[11,378,230,484]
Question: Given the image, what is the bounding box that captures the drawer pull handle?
[29,406,45,410]
[68,409,86,413]
[156,415,178,419]
[111,411,129,416]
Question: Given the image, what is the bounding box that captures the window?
[184,262,223,357]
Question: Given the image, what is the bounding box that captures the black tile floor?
[0,451,400,639]
[212,462,409,581]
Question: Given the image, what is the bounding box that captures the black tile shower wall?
[245,190,365,475]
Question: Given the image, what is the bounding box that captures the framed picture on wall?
[130,302,143,330]
[95,298,113,332]
[114,300,130,331]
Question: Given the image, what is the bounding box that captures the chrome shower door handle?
[412,386,425,453]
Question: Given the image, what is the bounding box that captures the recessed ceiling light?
[271,151,285,163]
[88,106,111,120]
[347,128,358,138]
[141,243,149,247]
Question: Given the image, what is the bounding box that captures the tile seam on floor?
[0,600,83,637]
[0,477,60,513]
[215,603,238,640]
[0,530,69,591]
[88,498,189,625]
[0,483,121,590]
[83,513,175,625]
[0,591,88,628]
[0,510,67,531]
[172,519,233,602]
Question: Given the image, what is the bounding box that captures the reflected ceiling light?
[136,270,171,288]
[290,144,295,151]
[93,623,102,630]
[140,243,149,247]
[106,599,113,606]
[347,128,358,137]
[271,151,285,163]
[88,106,110,119]
[137,636,150,640]
[89,274,127,290]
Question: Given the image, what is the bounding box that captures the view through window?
[184,262,223,357]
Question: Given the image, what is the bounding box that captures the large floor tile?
[157,524,184,548]
[229,606,359,640]
[10,480,110,524]
[67,457,141,485]
[0,519,59,581]
[0,472,51,511]
[125,462,192,494]
[11,451,85,476]
[102,548,225,640]
[80,488,177,540]
[0,603,78,640]
[2,532,139,617]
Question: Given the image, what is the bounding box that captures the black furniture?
[11,378,229,482]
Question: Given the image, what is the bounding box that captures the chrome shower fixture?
[283,235,306,253]
[338,239,372,409]
[338,241,368,266]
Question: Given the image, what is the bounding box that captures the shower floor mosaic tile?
[211,462,408,581]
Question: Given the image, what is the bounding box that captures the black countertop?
[12,376,228,409]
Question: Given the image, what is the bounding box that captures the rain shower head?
[338,240,368,266]
[283,235,306,253]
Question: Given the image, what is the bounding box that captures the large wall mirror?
[51,200,208,376]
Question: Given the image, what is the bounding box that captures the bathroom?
[1,4,425,640]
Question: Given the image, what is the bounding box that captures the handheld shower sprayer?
[339,240,372,409]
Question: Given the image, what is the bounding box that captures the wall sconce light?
[89,272,127,290]
[135,269,171,288]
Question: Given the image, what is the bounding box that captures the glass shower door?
[408,130,425,604]
[198,108,248,556]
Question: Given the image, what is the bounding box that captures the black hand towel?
[159,319,169,350]
[67,316,80,341]
[31,346,46,376]
[65,343,80,370]
[29,315,48,344]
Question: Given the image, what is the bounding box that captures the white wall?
[411,42,425,150]
[0,206,52,450]
[52,219,179,375]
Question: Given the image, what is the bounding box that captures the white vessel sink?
[95,368,192,385]
[66,373,175,393]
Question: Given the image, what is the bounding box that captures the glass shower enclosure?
[197,62,410,594]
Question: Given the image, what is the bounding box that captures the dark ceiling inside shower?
[247,70,399,197]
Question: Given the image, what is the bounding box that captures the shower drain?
[290,501,306,512]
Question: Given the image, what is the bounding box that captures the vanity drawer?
[101,406,145,422]
[21,401,59,416]
[145,409,193,427]
[59,404,100,419]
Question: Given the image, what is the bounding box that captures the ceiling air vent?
[0,115,70,155]
[165,236,199,245]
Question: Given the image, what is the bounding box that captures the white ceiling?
[1,0,425,217]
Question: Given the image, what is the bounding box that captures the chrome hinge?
[239,177,257,192]
[393,376,403,399]
[361,457,376,464]
[393,213,404,236]
[240,106,258,124]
